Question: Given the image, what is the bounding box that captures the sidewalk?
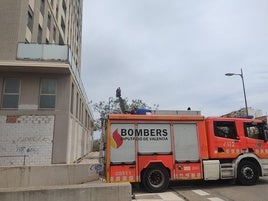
[78,151,99,164]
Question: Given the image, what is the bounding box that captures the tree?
[91,97,158,131]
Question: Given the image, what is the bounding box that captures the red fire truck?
[99,111,268,192]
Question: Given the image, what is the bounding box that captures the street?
[132,176,268,201]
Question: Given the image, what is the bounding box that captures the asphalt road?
[133,176,268,201]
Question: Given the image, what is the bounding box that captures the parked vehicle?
[99,111,268,192]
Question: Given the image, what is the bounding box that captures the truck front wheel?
[142,166,169,193]
[237,161,259,185]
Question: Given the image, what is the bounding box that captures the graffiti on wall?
[0,115,54,166]
[16,146,38,154]
[16,136,51,143]
[89,163,102,174]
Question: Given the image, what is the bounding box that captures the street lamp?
[225,68,249,117]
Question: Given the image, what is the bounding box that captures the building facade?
[222,107,263,118]
[0,0,94,165]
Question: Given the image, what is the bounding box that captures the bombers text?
[120,128,168,137]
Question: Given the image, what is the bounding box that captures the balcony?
[16,43,89,111]
[17,43,70,61]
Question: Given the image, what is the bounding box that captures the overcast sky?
[81,0,268,117]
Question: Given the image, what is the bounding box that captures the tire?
[142,166,169,193]
[236,161,259,185]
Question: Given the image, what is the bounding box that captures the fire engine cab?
[99,110,268,192]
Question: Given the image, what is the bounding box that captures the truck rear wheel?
[142,166,169,193]
[237,161,259,185]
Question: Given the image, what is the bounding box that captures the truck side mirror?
[264,130,268,142]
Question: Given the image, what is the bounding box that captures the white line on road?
[191,190,226,201]
[133,191,184,201]
[192,189,210,196]
[208,197,225,201]
[159,192,184,201]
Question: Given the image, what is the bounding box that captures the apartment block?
[0,0,94,165]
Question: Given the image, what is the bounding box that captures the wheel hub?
[149,170,164,187]
[242,167,254,179]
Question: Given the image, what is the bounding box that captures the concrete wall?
[67,117,93,163]
[0,115,54,165]
[0,0,23,60]
[0,183,131,201]
[0,163,99,188]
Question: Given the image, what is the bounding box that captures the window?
[62,0,67,16]
[70,83,74,114]
[244,122,265,140]
[2,78,20,109]
[76,92,79,118]
[37,25,42,43]
[27,7,34,32]
[61,17,65,35]
[40,0,45,16]
[56,6,59,20]
[47,13,51,29]
[53,25,56,41]
[81,103,83,122]
[85,110,88,128]
[39,79,56,109]
[79,98,81,120]
[214,121,237,139]
[86,113,90,129]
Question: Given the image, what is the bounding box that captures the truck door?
[244,122,268,158]
[108,123,137,183]
[110,123,136,164]
[211,121,243,158]
[137,123,172,155]
[173,123,199,162]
